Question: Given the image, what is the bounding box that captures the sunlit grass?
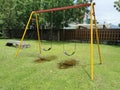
[0,39,120,90]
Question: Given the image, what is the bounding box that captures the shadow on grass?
[34,55,57,63]
[81,63,102,79]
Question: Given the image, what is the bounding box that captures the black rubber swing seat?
[64,51,75,56]
[43,47,52,51]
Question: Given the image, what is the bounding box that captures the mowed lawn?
[0,39,120,90]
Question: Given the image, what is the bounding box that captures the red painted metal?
[34,4,91,13]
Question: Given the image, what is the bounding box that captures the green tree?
[0,0,89,30]
[38,0,75,29]
[114,0,120,26]
[0,0,17,30]
[118,23,120,27]
[114,0,120,12]
[15,0,41,29]
[38,0,88,29]
[0,0,42,30]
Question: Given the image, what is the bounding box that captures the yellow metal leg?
[92,5,102,64]
[15,12,34,57]
[90,2,94,80]
[35,14,41,55]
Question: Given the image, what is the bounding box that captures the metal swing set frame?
[16,2,102,80]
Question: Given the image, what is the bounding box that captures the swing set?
[15,2,102,80]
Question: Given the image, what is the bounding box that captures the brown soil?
[58,59,78,69]
[34,55,57,63]
[34,57,46,63]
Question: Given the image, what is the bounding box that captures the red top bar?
[34,3,91,13]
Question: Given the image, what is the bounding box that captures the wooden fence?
[60,29,120,44]
[5,29,120,44]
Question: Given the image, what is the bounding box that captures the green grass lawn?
[0,39,120,90]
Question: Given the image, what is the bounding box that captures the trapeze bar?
[34,3,91,13]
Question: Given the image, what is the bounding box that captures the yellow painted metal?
[92,5,102,64]
[90,2,94,80]
[35,14,42,55]
[15,11,34,57]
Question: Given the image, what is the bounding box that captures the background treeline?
[0,0,89,32]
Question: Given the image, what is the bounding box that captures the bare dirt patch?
[34,55,57,63]
[58,59,78,69]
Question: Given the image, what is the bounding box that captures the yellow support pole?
[90,2,94,80]
[15,11,34,57]
[35,14,42,55]
[92,5,102,64]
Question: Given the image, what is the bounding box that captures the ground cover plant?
[0,39,120,90]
